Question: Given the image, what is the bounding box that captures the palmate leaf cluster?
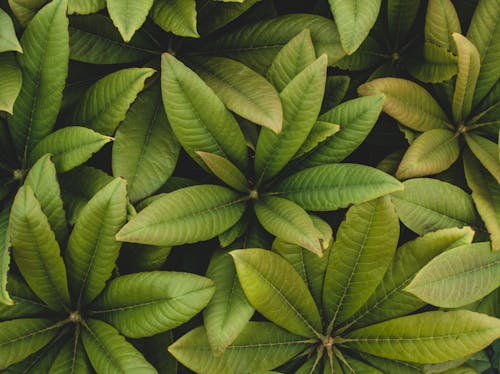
[0,0,499,373]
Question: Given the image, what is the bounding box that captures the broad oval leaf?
[407,42,458,83]
[9,186,70,311]
[0,53,22,114]
[65,178,127,305]
[106,0,154,42]
[82,319,156,373]
[8,0,46,26]
[465,133,500,184]
[8,0,69,158]
[190,56,283,133]
[151,0,198,38]
[323,196,399,329]
[73,67,155,136]
[0,8,22,53]
[425,0,461,50]
[196,151,249,193]
[345,310,500,364]
[274,164,403,211]
[112,85,180,202]
[406,242,500,308]
[29,127,112,173]
[169,323,309,374]
[68,0,105,14]
[231,248,322,338]
[328,0,382,55]
[396,129,460,179]
[0,318,61,370]
[358,78,450,132]
[116,185,246,246]
[161,53,248,172]
[391,178,478,235]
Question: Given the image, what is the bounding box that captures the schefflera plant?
[0,155,215,372]
[359,0,500,249]
[169,197,500,373]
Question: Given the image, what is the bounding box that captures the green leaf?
[406,242,500,307]
[334,36,385,71]
[5,335,64,373]
[396,129,460,179]
[255,197,323,256]
[9,186,70,311]
[387,0,422,47]
[25,154,68,247]
[322,75,351,112]
[196,151,249,193]
[266,29,316,92]
[0,8,22,53]
[328,0,382,54]
[0,205,12,305]
[69,14,160,64]
[0,318,61,370]
[452,33,480,123]
[301,95,384,166]
[231,248,322,338]
[468,0,500,107]
[203,251,254,355]
[73,67,155,136]
[29,127,112,173]
[150,0,198,38]
[68,0,105,14]
[357,353,423,374]
[197,0,260,36]
[0,274,50,320]
[274,164,403,211]
[323,196,399,329]
[65,178,127,305]
[169,323,309,374]
[199,14,345,75]
[8,0,46,26]
[106,0,154,42]
[137,331,177,374]
[346,227,474,329]
[358,78,450,132]
[345,310,500,364]
[425,0,461,50]
[116,185,246,246]
[293,121,340,160]
[89,271,214,338]
[465,133,500,184]
[464,150,500,250]
[391,178,478,235]
[0,53,22,114]
[407,42,458,83]
[341,355,384,373]
[82,319,156,373]
[112,85,180,203]
[190,56,283,133]
[255,55,327,182]
[8,0,69,158]
[161,53,248,172]
[49,336,91,373]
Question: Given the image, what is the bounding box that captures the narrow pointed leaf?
[358,78,450,131]
[391,178,478,235]
[425,0,461,50]
[0,205,12,305]
[274,164,403,211]
[0,318,61,370]
[465,133,500,184]
[8,0,69,158]
[255,197,323,256]
[151,0,198,38]
[301,95,384,166]
[231,248,322,337]
[203,251,254,355]
[169,323,310,374]
[396,129,460,179]
[468,0,500,107]
[117,185,246,246]
[387,0,421,47]
[323,196,399,328]
[322,75,351,112]
[8,0,46,26]
[112,86,180,203]
[266,29,316,92]
[73,68,155,136]
[345,310,500,364]
[196,151,249,193]
[293,121,340,160]
[90,271,214,338]
[82,319,156,373]
[161,53,248,172]
[49,337,91,374]
[0,274,50,320]
[30,127,112,173]
[0,53,22,114]
[4,336,65,373]
[25,154,68,247]
[452,33,480,123]
[406,243,500,307]
[106,0,154,42]
[9,186,70,311]
[66,178,127,305]
[328,0,382,54]
[255,55,327,182]
[0,9,22,53]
